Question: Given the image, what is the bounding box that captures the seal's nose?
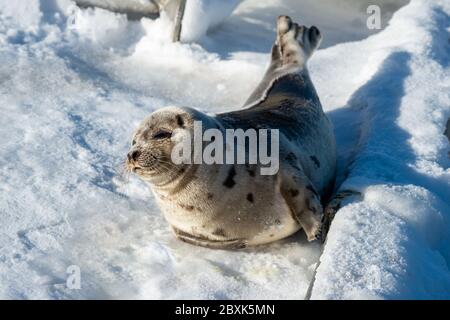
[128,150,141,162]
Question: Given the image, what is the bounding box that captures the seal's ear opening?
[176,114,185,128]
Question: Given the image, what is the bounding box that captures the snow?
[181,0,241,42]
[309,0,450,299]
[0,0,449,299]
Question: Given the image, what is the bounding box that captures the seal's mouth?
[125,155,159,177]
[126,147,180,179]
[127,161,153,173]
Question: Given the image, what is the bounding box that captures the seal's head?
[126,107,189,181]
[126,106,213,184]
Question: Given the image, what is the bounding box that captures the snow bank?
[0,0,449,299]
[309,0,450,299]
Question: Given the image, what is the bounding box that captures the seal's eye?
[132,139,136,146]
[153,130,172,140]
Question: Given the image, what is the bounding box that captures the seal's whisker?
[111,159,132,187]
[155,163,174,175]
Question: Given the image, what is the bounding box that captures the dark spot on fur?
[176,115,184,127]
[310,155,321,168]
[212,228,226,237]
[285,152,297,161]
[207,193,214,199]
[289,189,299,197]
[246,193,254,203]
[285,152,300,170]
[270,234,274,237]
[180,204,194,211]
[223,166,236,188]
[275,219,281,225]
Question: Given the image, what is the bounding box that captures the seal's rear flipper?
[277,16,322,66]
[243,15,322,107]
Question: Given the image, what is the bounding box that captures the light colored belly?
[157,188,301,246]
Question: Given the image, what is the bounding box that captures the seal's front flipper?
[280,170,323,242]
[172,227,247,250]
